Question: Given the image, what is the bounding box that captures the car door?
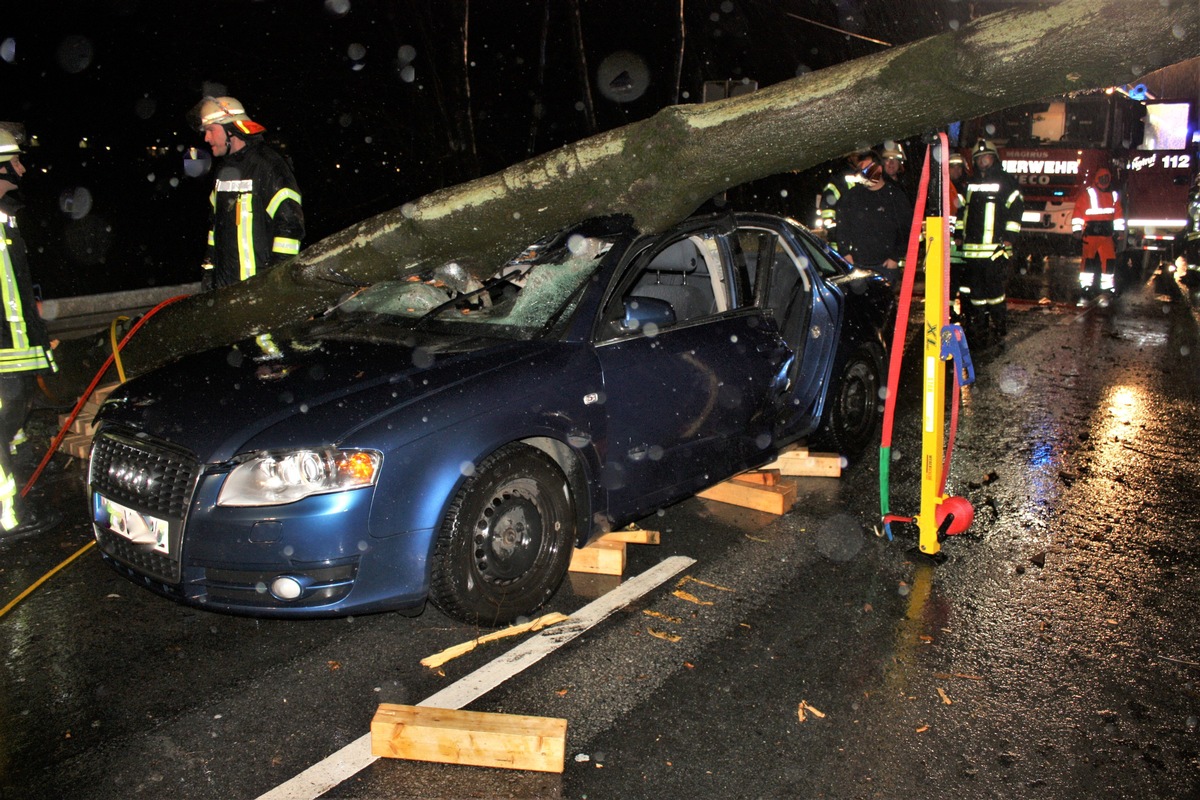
[735,220,843,438]
[594,223,787,521]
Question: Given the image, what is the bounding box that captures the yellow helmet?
[190,96,266,135]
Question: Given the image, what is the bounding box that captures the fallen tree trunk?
[47,0,1200,398]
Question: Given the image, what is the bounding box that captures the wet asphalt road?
[3,257,1200,799]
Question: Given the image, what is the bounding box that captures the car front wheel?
[429,443,574,626]
[814,344,883,461]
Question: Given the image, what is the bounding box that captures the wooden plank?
[568,539,626,575]
[733,468,780,486]
[67,412,97,436]
[598,527,661,545]
[371,704,566,773]
[696,478,796,515]
[763,450,843,478]
[58,432,93,460]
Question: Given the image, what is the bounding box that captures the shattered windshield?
[336,229,618,338]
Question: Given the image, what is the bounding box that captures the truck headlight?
[218,448,382,507]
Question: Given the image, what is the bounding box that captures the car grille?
[89,430,202,584]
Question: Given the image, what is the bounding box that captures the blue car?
[89,212,893,625]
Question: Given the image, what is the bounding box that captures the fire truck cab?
[960,89,1197,273]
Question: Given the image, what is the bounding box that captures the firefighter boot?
[964,304,989,349]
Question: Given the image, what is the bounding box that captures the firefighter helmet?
[948,151,966,168]
[0,128,22,164]
[972,138,1000,162]
[190,96,266,136]
[879,140,906,163]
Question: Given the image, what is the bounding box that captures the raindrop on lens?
[325,0,351,16]
[0,38,15,64]
[59,187,93,220]
[56,35,93,74]
[459,461,476,477]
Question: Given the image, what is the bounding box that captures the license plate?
[93,493,170,554]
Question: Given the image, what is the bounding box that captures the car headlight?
[217,448,382,507]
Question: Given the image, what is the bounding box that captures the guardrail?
[40,283,200,341]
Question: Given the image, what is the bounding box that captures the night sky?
[5,1,989,297]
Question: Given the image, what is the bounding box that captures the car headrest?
[650,239,702,274]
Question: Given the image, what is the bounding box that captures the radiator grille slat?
[89,430,202,584]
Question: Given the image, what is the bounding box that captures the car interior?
[628,237,720,324]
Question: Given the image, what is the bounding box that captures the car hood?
[98,320,550,463]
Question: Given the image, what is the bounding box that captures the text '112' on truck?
[960,86,1198,274]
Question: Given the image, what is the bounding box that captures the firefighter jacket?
[205,137,304,289]
[0,197,55,375]
[1071,185,1126,238]
[956,166,1023,263]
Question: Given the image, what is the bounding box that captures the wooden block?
[733,468,780,486]
[67,412,98,436]
[696,477,797,515]
[568,539,626,575]
[371,704,566,773]
[598,527,661,545]
[58,432,93,460]
[763,450,843,478]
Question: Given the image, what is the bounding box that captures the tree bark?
[47,0,1200,397]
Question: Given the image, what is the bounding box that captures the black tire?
[813,344,883,462]
[429,443,574,626]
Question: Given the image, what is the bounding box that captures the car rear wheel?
[429,443,574,626]
[813,344,883,461]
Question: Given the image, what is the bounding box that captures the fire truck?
[959,89,1198,269]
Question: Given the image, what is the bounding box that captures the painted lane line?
[256,555,697,800]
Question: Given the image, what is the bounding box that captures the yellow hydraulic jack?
[878,134,976,560]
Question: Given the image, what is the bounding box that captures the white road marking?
[255,555,696,800]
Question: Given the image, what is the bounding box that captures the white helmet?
[190,96,266,135]
[0,129,21,164]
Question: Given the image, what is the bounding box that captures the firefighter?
[190,96,304,290]
[956,138,1023,346]
[947,150,969,323]
[817,149,876,249]
[0,126,60,542]
[1071,167,1126,303]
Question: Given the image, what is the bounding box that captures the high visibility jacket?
[205,137,304,289]
[1071,185,1126,237]
[956,167,1024,263]
[0,199,55,375]
[818,169,867,244]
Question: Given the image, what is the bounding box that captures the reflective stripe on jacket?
[956,170,1023,263]
[205,138,304,289]
[0,209,55,375]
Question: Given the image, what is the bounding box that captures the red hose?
[21,294,190,497]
